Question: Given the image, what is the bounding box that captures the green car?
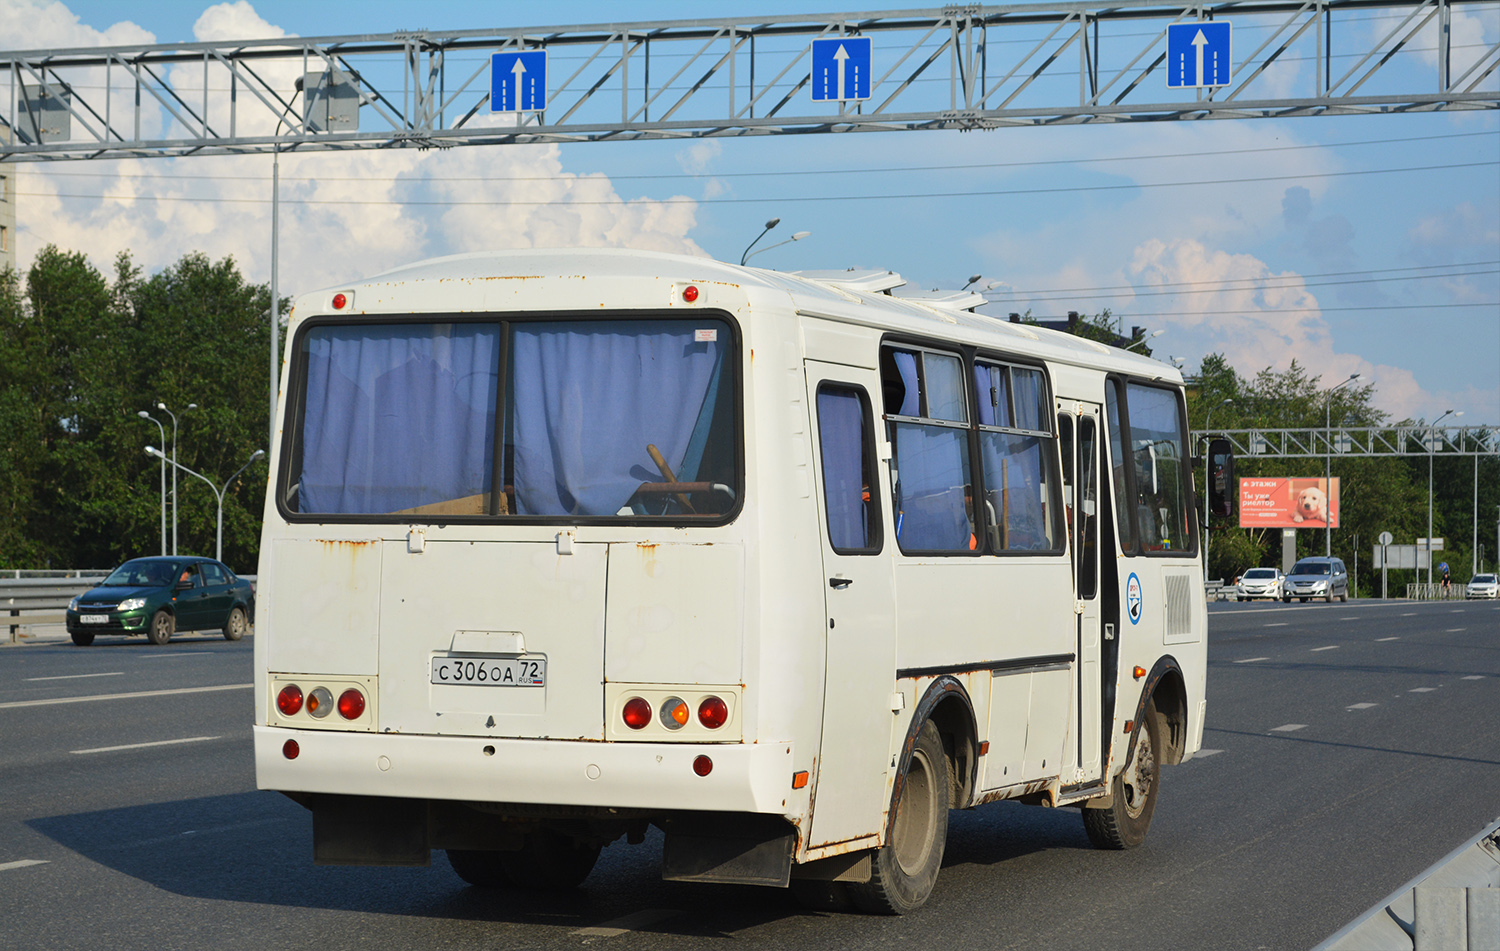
[65,556,255,646]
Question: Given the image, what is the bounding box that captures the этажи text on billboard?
[1239,477,1340,529]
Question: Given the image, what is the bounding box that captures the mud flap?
[660,812,796,886]
[311,794,430,866]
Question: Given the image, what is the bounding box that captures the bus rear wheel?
[501,830,601,890]
[848,719,949,915]
[1083,698,1161,850]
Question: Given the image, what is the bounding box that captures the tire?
[223,606,247,641]
[70,629,95,647]
[1339,591,1348,603]
[147,609,174,646]
[1282,595,1291,603]
[848,719,949,915]
[1299,597,1308,603]
[1082,698,1162,850]
[1325,589,1335,603]
[446,849,509,888]
[497,830,601,890]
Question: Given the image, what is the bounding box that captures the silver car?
[1467,574,1499,599]
[1236,567,1284,601]
[1283,557,1349,603]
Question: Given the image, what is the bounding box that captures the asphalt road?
[1,599,1497,951]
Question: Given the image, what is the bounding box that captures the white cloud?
[12,0,706,300]
[1125,238,1440,419]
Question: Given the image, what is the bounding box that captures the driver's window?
[178,566,200,587]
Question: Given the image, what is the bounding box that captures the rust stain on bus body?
[636,542,658,577]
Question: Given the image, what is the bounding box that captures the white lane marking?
[0,683,251,710]
[1450,609,1465,613]
[1462,675,1486,680]
[1347,702,1378,710]
[1401,612,1417,617]
[136,652,211,659]
[0,860,48,872]
[1409,687,1438,693]
[1271,724,1307,732]
[571,909,681,937]
[1446,628,1467,632]
[1376,637,1400,642]
[1194,749,1224,758]
[1312,645,1340,652]
[1339,617,1360,621]
[25,671,125,682]
[72,735,220,755]
[1264,622,1290,627]
[1235,657,1271,663]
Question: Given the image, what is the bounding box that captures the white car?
[1467,574,1499,599]
[1236,567,1284,601]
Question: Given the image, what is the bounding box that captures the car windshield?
[1244,569,1276,579]
[102,560,176,587]
[1474,575,1497,584]
[1291,562,1329,575]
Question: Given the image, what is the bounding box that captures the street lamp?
[1124,329,1164,352]
[739,217,780,265]
[156,402,197,555]
[145,447,265,564]
[137,411,167,556]
[1325,373,1361,558]
[1203,398,1233,580]
[743,230,810,265]
[1426,409,1461,588]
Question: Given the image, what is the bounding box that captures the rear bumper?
[254,726,796,815]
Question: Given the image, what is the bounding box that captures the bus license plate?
[431,657,545,687]
[80,614,108,624]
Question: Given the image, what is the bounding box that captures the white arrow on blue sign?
[811,36,872,103]
[491,50,547,112]
[1166,22,1232,89]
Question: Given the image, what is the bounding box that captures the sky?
[3,0,1498,425]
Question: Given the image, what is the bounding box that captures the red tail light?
[693,755,713,776]
[337,689,365,720]
[698,696,728,729]
[276,684,303,716]
[623,697,652,730]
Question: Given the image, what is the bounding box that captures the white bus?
[254,249,1230,914]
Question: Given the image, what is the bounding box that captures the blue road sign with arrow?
[1166,22,1232,88]
[491,50,547,112]
[811,36,872,102]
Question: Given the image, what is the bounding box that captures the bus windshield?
[286,317,738,520]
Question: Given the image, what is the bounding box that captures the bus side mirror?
[1208,438,1235,518]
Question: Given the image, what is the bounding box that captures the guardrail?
[3,575,108,643]
[1205,580,1230,601]
[1406,583,1469,601]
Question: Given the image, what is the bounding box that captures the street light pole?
[1124,329,1164,352]
[1325,373,1361,558]
[156,402,197,555]
[739,217,780,266]
[145,448,265,564]
[1203,397,1232,581]
[137,411,167,556]
[743,230,811,265]
[1427,409,1459,588]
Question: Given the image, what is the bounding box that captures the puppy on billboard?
[1239,477,1340,529]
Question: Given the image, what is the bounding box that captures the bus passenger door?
[1059,401,1104,783]
[804,363,898,851]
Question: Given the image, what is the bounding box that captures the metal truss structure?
[1204,425,1498,457]
[2,0,1497,162]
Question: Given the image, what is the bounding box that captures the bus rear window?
[286,317,738,521]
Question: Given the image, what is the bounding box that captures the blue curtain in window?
[979,432,1050,550]
[1013,368,1045,431]
[892,350,920,416]
[510,321,725,516]
[299,324,500,513]
[893,423,971,550]
[974,364,1011,428]
[817,389,868,550]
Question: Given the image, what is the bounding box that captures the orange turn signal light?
[1133,666,1147,680]
[792,771,809,789]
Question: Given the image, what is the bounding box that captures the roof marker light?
[681,285,699,303]
[332,292,348,309]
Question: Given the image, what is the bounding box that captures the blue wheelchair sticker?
[1126,572,1143,625]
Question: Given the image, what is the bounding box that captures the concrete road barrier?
[1317,816,1500,950]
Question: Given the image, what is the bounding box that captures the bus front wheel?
[1082,698,1161,850]
[849,719,949,915]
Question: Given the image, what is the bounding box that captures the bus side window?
[882,346,975,553]
[816,385,882,553]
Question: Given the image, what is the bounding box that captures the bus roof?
[295,247,1180,384]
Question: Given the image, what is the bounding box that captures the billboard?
[1239,477,1340,529]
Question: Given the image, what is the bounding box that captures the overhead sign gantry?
[1,0,1496,162]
